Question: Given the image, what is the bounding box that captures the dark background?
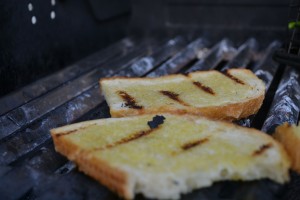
[0,0,131,97]
[129,0,289,43]
[0,0,289,97]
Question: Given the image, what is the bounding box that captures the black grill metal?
[0,36,300,200]
[273,0,300,68]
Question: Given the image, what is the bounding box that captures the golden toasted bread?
[274,122,300,173]
[51,114,290,199]
[100,69,265,121]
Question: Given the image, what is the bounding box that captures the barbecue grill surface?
[0,36,300,200]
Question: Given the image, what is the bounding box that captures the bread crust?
[51,129,132,199]
[100,69,265,121]
[274,123,300,173]
[77,155,131,199]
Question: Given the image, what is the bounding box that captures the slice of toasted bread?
[51,114,290,199]
[274,122,300,173]
[100,69,265,121]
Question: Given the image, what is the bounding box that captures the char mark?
[193,81,215,95]
[105,129,154,149]
[117,91,143,109]
[224,71,245,85]
[160,90,190,106]
[55,123,97,137]
[93,125,162,151]
[252,143,272,156]
[181,138,209,151]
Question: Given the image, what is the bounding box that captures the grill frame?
[0,36,300,200]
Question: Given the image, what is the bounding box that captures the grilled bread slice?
[51,114,290,200]
[274,122,300,173]
[100,69,265,121]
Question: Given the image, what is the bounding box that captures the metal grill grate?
[0,36,299,200]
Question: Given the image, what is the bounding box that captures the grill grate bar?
[0,38,137,116]
[186,39,236,72]
[253,41,282,89]
[261,66,300,133]
[0,38,164,141]
[235,41,282,127]
[113,36,188,77]
[221,38,258,71]
[147,38,208,77]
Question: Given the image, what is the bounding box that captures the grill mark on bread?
[181,138,209,151]
[90,126,162,151]
[224,71,245,85]
[55,124,97,137]
[117,91,143,109]
[159,90,190,106]
[106,128,157,148]
[193,81,215,95]
[252,143,272,156]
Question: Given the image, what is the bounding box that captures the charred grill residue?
[193,81,215,95]
[147,115,166,129]
[181,138,209,151]
[160,90,190,106]
[252,143,272,156]
[224,71,245,85]
[117,91,143,109]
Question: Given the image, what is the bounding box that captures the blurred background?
[0,0,288,97]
